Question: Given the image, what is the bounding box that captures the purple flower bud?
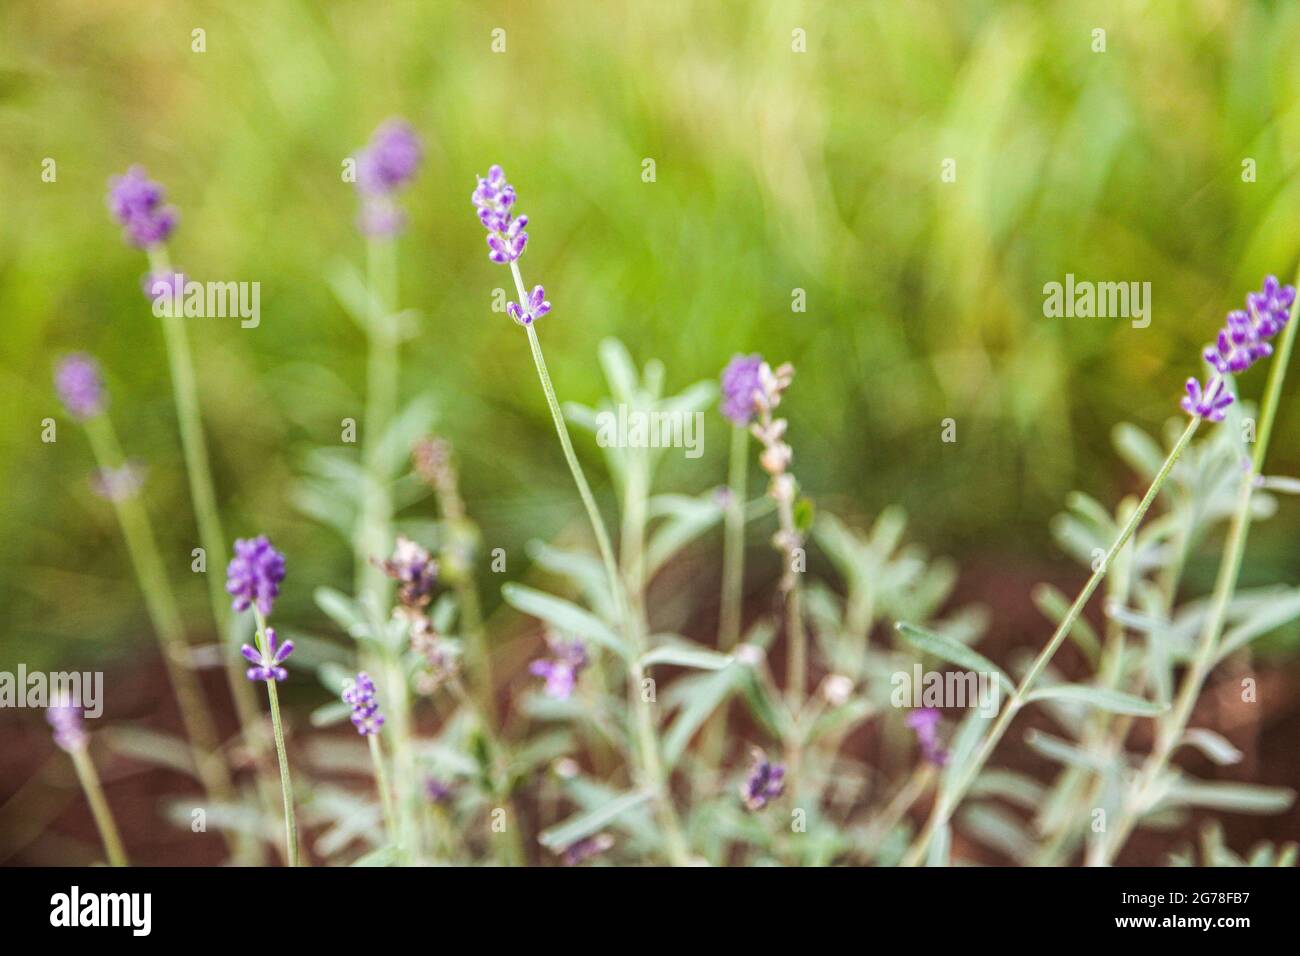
[55,354,106,420]
[356,120,423,195]
[529,634,589,699]
[47,695,88,752]
[342,672,384,736]
[740,748,785,810]
[241,627,294,682]
[107,166,179,248]
[424,777,453,804]
[473,165,529,263]
[905,707,949,767]
[374,536,438,611]
[720,353,764,425]
[561,833,614,866]
[226,535,287,616]
[1181,375,1233,423]
[506,284,551,325]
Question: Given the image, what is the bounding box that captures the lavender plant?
[42,140,1298,870]
[106,168,272,815]
[230,535,299,866]
[55,354,240,852]
[47,695,127,868]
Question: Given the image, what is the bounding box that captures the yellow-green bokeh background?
[4,0,1300,670]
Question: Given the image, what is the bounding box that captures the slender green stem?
[70,746,128,867]
[510,261,690,865]
[357,237,400,605]
[252,609,298,866]
[719,424,748,650]
[1097,265,1300,865]
[146,244,273,862]
[81,414,238,849]
[900,416,1201,866]
[368,732,398,846]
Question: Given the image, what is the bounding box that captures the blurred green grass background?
[3,0,1300,670]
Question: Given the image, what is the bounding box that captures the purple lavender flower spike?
[353,120,423,237]
[905,707,949,767]
[357,121,423,195]
[342,672,384,735]
[472,165,529,263]
[226,535,287,616]
[529,634,589,699]
[47,695,88,752]
[506,285,551,325]
[107,166,178,248]
[720,354,764,425]
[1199,277,1295,377]
[241,627,294,682]
[740,747,786,810]
[55,354,106,420]
[1246,274,1295,337]
[1181,376,1234,423]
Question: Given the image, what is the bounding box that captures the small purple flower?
[472,165,529,263]
[1246,274,1295,337]
[356,120,423,196]
[720,354,764,425]
[47,695,88,752]
[506,285,551,325]
[905,707,949,767]
[55,354,106,420]
[374,536,437,611]
[529,634,589,699]
[424,777,453,804]
[740,748,785,810]
[1182,375,1234,423]
[107,166,179,248]
[342,672,384,736]
[241,627,294,682]
[90,463,146,502]
[561,833,614,866]
[226,535,287,616]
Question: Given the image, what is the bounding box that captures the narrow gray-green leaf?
[640,641,734,671]
[538,789,653,851]
[501,583,627,659]
[1179,728,1243,766]
[1024,683,1166,716]
[895,622,1013,694]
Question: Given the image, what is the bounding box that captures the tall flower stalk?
[106,168,270,799]
[229,535,299,866]
[342,672,398,847]
[1094,273,1299,864]
[48,696,128,867]
[899,417,1199,866]
[473,165,690,864]
[57,356,238,847]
